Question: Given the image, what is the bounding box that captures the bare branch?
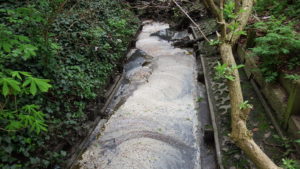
[219,0,227,39]
[172,0,210,42]
[203,0,221,20]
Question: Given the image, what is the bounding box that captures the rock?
[234,154,240,159]
[264,132,271,138]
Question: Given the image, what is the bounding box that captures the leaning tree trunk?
[203,0,282,168]
[220,43,280,169]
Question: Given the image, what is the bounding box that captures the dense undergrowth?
[0,0,139,168]
[249,0,300,82]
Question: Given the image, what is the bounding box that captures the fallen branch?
[173,31,215,47]
[172,0,210,42]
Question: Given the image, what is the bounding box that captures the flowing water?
[77,21,204,169]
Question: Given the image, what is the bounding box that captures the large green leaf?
[35,79,52,92]
[2,43,12,52]
[0,78,21,96]
[30,81,37,96]
[2,82,9,96]
[6,78,21,92]
[10,71,22,80]
[23,77,51,95]
[5,120,22,130]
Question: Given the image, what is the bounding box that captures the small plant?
[287,58,300,70]
[255,0,300,18]
[251,17,300,82]
[215,62,244,81]
[273,135,295,157]
[281,158,300,169]
[224,0,236,20]
[284,74,300,81]
[239,100,253,110]
[0,70,51,133]
[196,97,204,102]
[209,39,221,46]
[228,21,239,32]
[261,69,278,83]
[223,0,247,37]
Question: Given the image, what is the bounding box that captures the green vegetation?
[0,0,138,168]
[251,17,300,82]
[281,158,300,169]
[239,100,253,110]
[214,62,244,81]
[255,0,300,18]
[250,0,300,82]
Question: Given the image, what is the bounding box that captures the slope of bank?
[0,0,138,168]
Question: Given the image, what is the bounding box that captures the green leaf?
[6,78,21,92]
[3,145,13,154]
[30,81,37,96]
[22,78,31,87]
[35,79,52,92]
[17,35,30,42]
[10,71,22,80]
[22,104,39,113]
[2,82,9,96]
[2,43,12,52]
[234,64,245,69]
[225,75,235,81]
[20,71,31,77]
[20,104,47,133]
[23,77,51,95]
[0,78,21,96]
[19,114,34,127]
[234,30,247,36]
[5,121,22,130]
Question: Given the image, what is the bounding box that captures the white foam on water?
[78,22,201,169]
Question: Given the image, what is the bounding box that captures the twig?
[171,0,210,42]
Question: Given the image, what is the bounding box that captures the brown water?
[77,21,202,169]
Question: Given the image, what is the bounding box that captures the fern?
[251,17,300,82]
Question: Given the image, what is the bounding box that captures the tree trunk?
[172,0,283,167]
[220,43,281,169]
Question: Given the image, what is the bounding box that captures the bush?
[255,0,300,18]
[251,17,300,82]
[0,0,139,168]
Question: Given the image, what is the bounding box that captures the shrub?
[255,0,300,18]
[251,17,300,82]
[0,0,138,168]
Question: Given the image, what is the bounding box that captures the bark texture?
[220,43,280,169]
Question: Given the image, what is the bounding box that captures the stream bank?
[69,1,299,168]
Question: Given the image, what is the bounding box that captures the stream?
[75,21,213,169]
